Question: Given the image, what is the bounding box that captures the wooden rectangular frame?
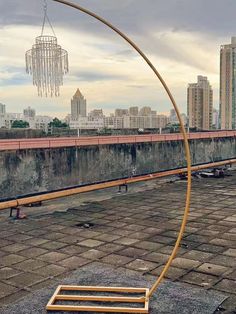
[46,285,149,313]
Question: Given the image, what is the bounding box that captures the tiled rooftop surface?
[0,172,235,313]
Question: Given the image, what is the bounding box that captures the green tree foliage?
[48,118,68,128]
[11,120,29,128]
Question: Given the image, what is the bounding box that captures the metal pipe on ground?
[0,158,235,211]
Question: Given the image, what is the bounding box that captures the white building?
[104,116,124,129]
[64,114,71,125]
[70,117,104,130]
[5,113,23,129]
[123,116,151,129]
[155,115,169,128]
[124,115,168,129]
[35,116,53,132]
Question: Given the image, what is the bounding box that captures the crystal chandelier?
[25,0,69,97]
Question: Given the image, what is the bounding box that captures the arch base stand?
[46,285,149,313]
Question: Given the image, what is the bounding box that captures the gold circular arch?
[52,0,192,300]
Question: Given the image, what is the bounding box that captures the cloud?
[0,0,231,116]
[70,71,128,82]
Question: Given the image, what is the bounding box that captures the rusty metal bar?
[0,158,235,211]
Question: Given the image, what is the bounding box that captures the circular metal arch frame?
[52,0,192,299]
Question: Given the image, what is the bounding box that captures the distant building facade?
[123,115,168,129]
[139,106,152,116]
[187,75,213,130]
[169,109,178,124]
[104,116,124,129]
[23,106,36,128]
[5,113,23,129]
[0,103,6,128]
[23,106,36,119]
[71,89,87,119]
[88,109,104,118]
[115,109,128,117]
[70,117,104,130]
[35,116,53,132]
[220,37,236,129]
[129,106,139,116]
[212,109,219,129]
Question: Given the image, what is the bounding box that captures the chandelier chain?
[41,0,56,37]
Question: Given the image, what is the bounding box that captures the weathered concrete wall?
[0,129,45,139]
[0,137,236,198]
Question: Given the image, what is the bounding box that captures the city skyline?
[0,0,234,118]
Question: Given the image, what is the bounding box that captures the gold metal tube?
[51,0,191,298]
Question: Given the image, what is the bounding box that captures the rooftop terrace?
[0,172,235,313]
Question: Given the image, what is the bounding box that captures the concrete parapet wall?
[0,136,236,198]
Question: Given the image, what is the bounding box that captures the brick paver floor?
[0,172,236,313]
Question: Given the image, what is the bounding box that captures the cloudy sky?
[0,0,235,118]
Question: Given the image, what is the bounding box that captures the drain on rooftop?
[76,222,94,228]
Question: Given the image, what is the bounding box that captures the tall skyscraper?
[220,37,236,129]
[0,103,6,128]
[0,103,5,114]
[71,89,87,120]
[187,76,213,130]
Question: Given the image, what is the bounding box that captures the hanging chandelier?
[25,0,69,97]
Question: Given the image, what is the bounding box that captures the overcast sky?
[0,0,235,118]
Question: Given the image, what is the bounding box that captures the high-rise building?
[0,103,6,128]
[220,37,236,129]
[213,108,219,129]
[0,103,5,115]
[187,76,213,130]
[139,106,152,116]
[71,89,87,120]
[115,109,128,117]
[129,106,139,116]
[23,106,36,119]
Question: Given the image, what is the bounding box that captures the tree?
[11,120,29,128]
[48,118,68,128]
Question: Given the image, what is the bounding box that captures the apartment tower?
[187,76,213,130]
[220,37,236,129]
